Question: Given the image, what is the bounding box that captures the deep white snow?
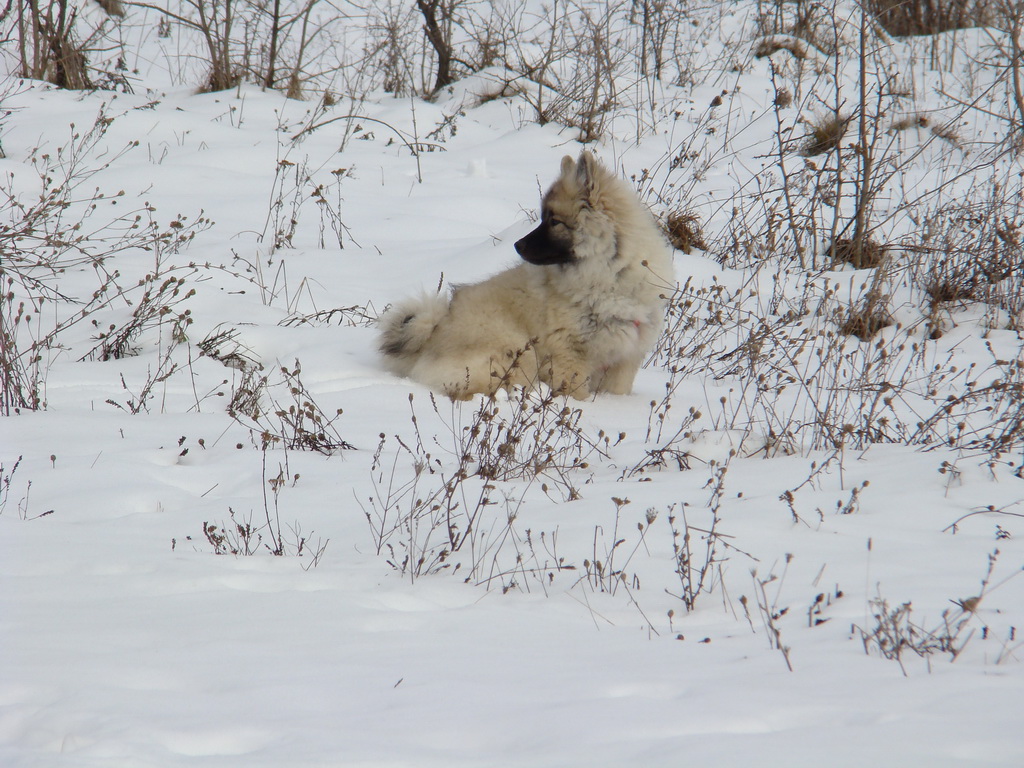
[2,2,1023,766]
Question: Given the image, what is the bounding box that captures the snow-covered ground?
[2,2,1023,765]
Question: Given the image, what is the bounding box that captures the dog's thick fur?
[378,151,674,400]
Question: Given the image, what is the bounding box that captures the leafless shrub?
[914,247,1011,339]
[229,360,355,455]
[246,0,320,94]
[201,457,328,567]
[628,0,694,80]
[260,154,354,253]
[754,0,841,55]
[2,114,129,292]
[458,3,508,70]
[85,274,196,362]
[910,353,1024,455]
[198,325,262,371]
[856,596,973,675]
[203,509,262,556]
[625,403,703,477]
[361,397,506,582]
[559,3,623,143]
[854,547,1009,674]
[362,0,507,98]
[747,565,794,671]
[982,2,1024,138]
[668,494,721,612]
[713,10,901,274]
[280,303,379,328]
[577,497,655,599]
[0,456,24,517]
[414,0,461,95]
[126,0,242,91]
[346,0,475,98]
[665,459,756,612]
[920,260,980,308]
[12,0,94,89]
[436,383,612,501]
[0,112,211,414]
[648,261,1000,455]
[508,1,626,143]
[635,4,1024,460]
[649,275,738,371]
[848,8,890,281]
[0,295,45,414]
[363,0,421,95]
[362,377,612,583]
[103,313,190,415]
[906,184,1024,333]
[126,0,339,94]
[228,365,265,420]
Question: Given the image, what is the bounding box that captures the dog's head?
[515,151,609,267]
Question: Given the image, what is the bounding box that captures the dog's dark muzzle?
[515,222,574,266]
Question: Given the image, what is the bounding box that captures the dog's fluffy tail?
[378,293,449,371]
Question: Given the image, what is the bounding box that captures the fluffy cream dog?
[378,151,673,399]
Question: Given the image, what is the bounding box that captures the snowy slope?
[2,1,1023,766]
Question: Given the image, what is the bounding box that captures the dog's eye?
[550,217,569,229]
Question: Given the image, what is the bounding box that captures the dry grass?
[866,0,993,37]
[774,87,793,109]
[662,210,708,254]
[889,113,929,132]
[829,237,887,270]
[753,36,809,61]
[802,112,850,157]
[836,298,893,341]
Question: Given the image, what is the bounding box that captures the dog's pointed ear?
[575,150,597,193]
[559,154,576,179]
